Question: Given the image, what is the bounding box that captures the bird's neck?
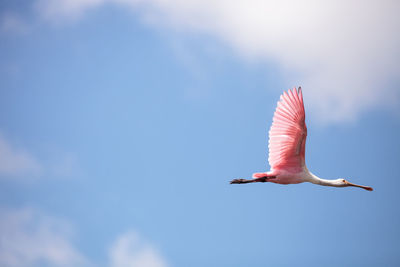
[306,172,339,187]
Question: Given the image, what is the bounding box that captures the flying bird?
[230,87,373,191]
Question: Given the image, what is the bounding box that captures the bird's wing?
[268,87,307,171]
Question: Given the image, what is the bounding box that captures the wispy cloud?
[109,231,168,267]
[33,0,400,122]
[0,13,29,34]
[0,133,81,181]
[47,151,82,178]
[0,134,42,178]
[35,0,107,23]
[0,207,89,267]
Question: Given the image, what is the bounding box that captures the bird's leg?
[230,176,276,184]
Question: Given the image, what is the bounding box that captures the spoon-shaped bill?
[346,181,373,191]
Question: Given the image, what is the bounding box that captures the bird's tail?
[252,172,268,178]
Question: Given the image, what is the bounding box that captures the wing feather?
[268,87,307,171]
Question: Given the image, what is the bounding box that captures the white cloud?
[35,0,400,122]
[0,208,89,267]
[0,134,42,178]
[109,231,168,267]
[0,207,169,267]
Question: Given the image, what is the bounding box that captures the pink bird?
[230,87,373,191]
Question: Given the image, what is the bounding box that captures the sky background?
[1,0,400,266]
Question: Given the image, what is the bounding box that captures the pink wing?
[268,87,307,172]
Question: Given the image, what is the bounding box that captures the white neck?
[303,169,373,191]
[305,172,340,187]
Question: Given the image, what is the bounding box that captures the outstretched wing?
[268,87,307,172]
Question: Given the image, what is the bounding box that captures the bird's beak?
[345,181,373,191]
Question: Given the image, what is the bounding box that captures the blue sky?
[1,1,400,266]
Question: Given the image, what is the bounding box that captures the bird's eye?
[342,179,346,183]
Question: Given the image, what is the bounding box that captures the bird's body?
[231,87,373,191]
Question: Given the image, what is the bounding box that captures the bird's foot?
[230,178,248,184]
[230,176,276,184]
[231,179,253,184]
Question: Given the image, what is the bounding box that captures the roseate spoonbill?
[230,87,373,191]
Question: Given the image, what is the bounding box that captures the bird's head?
[335,178,373,191]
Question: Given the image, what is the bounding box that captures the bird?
[230,87,373,191]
